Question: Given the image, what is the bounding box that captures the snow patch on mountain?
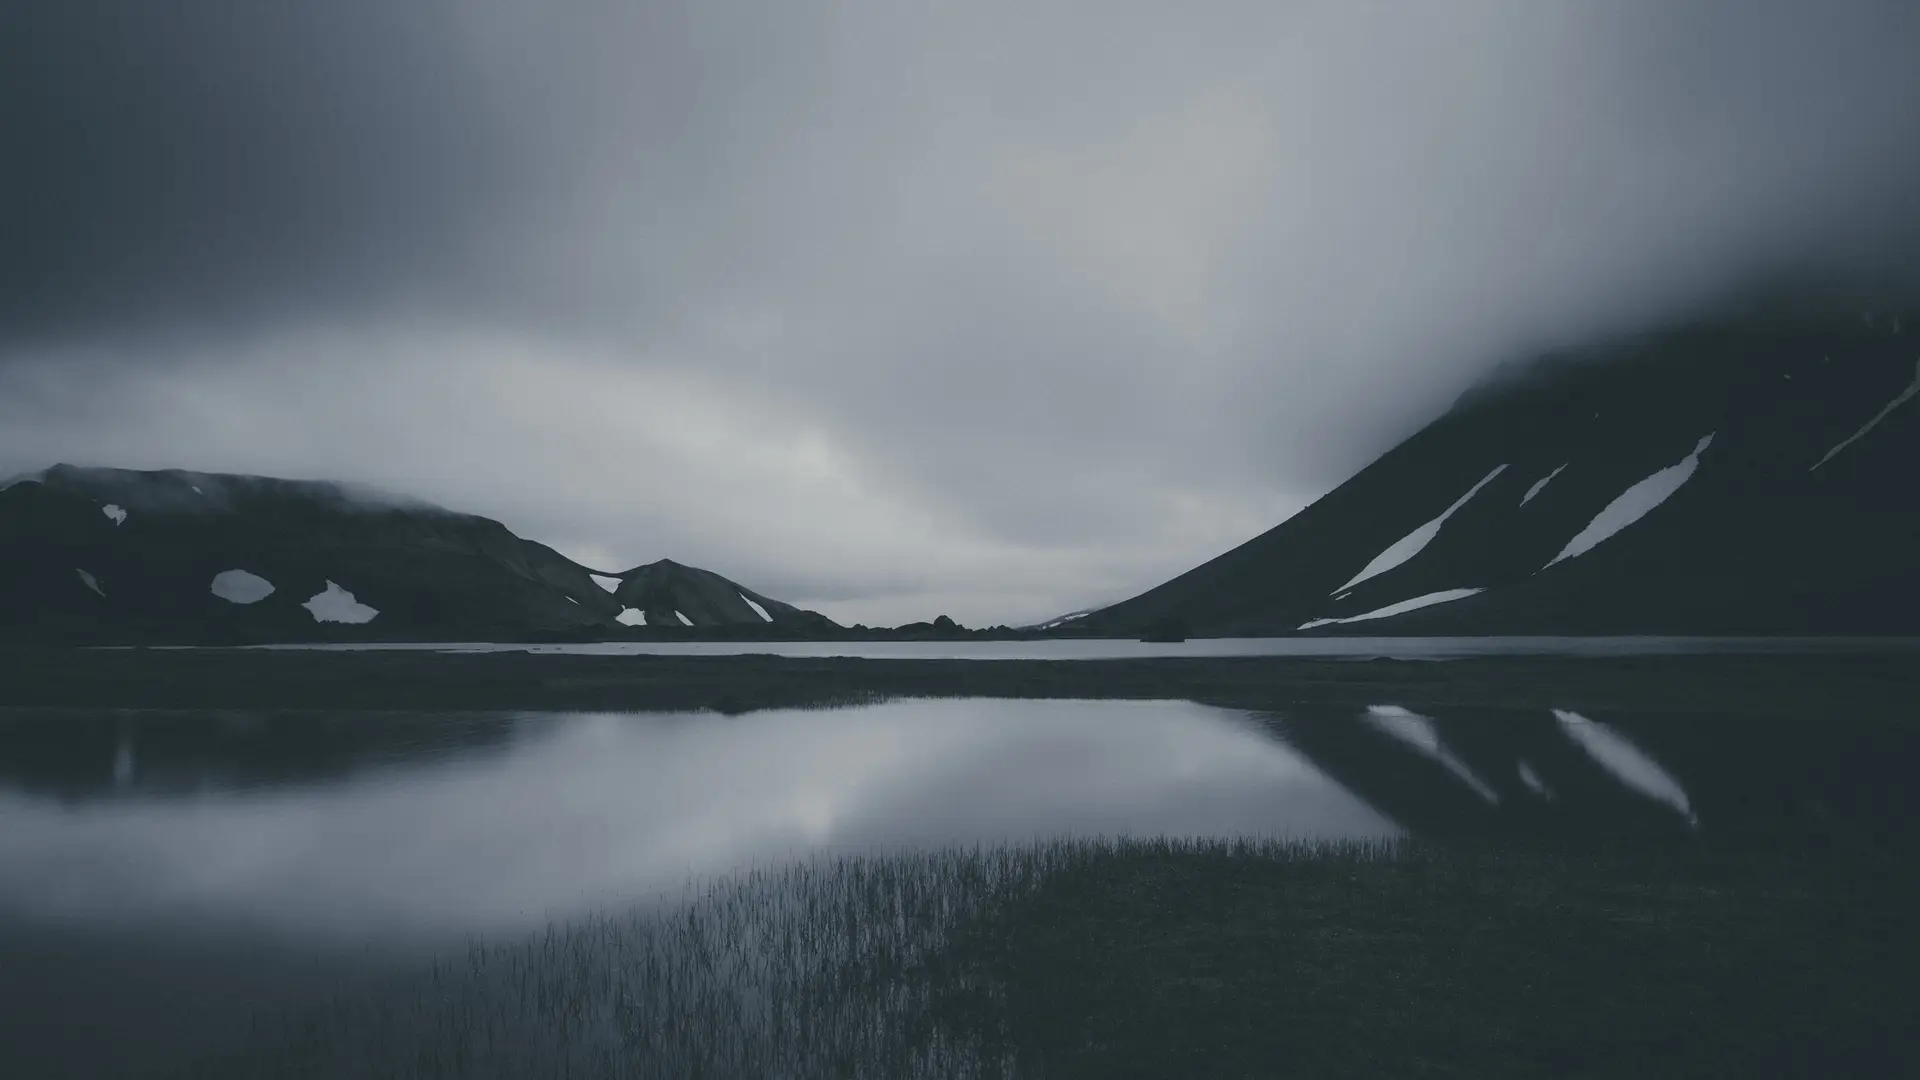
[1553,709,1696,826]
[1334,465,1508,593]
[1298,588,1485,630]
[1517,760,1553,800]
[1545,434,1713,569]
[675,611,693,627]
[303,581,378,624]
[589,574,622,593]
[76,569,105,598]
[740,593,773,622]
[617,608,646,626]
[1521,463,1569,506]
[1810,358,1920,470]
[210,569,276,605]
[1361,705,1500,804]
[102,504,127,525]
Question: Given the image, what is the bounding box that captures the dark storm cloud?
[1,1,816,337]
[4,2,1920,625]
[4,2,503,335]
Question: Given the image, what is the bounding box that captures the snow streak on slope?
[303,581,379,624]
[1335,465,1508,593]
[740,593,773,622]
[1361,705,1500,804]
[1553,709,1696,826]
[588,574,623,593]
[1811,359,1920,470]
[1298,588,1484,630]
[76,569,104,597]
[674,611,693,627]
[616,608,645,626]
[1521,464,1568,506]
[210,569,276,604]
[1545,434,1713,569]
[102,504,127,525]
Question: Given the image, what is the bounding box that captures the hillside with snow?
[0,466,837,643]
[1075,312,1920,636]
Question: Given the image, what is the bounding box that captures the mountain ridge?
[1075,313,1920,637]
[0,465,838,643]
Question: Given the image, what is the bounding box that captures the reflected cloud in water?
[4,695,1909,951]
[0,700,1394,940]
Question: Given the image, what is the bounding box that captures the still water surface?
[4,695,1905,940]
[2,696,1912,1077]
[0,700,1395,939]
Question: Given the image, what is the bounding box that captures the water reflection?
[1275,702,1919,854]
[0,709,528,799]
[3,697,1913,946]
[112,715,134,787]
[0,700,1393,939]
[1361,705,1501,804]
[1517,759,1554,800]
[1553,708,1697,827]
[4,697,1914,1080]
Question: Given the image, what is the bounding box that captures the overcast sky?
[5,2,1919,626]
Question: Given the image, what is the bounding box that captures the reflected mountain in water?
[2,698,1912,1080]
[2,701,1911,862]
[0,710,528,800]
[1265,703,1916,855]
[0,701,1397,937]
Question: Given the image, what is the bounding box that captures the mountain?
[0,465,836,643]
[1077,311,1920,636]
[599,558,836,633]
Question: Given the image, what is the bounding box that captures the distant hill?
[0,465,837,643]
[599,558,836,633]
[1076,311,1920,636]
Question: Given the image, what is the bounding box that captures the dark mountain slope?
[1078,314,1920,636]
[0,465,836,643]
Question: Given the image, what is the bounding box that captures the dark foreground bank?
[5,648,1920,716]
[170,838,1913,1080]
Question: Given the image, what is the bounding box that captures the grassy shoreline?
[5,649,1920,716]
[180,837,1914,1079]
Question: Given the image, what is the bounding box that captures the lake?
[2,696,1911,1077]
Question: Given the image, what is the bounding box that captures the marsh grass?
[185,837,1097,1079]
[185,836,1912,1079]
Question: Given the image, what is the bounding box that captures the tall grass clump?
[179,835,1394,1079]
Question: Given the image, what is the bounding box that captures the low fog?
[4,2,1918,625]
